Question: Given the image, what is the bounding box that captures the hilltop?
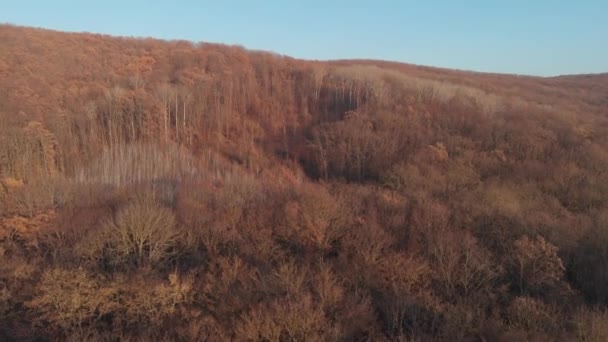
[1,25,608,340]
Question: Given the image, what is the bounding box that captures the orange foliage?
[0,24,607,340]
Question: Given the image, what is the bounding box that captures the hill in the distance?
[1,24,608,341]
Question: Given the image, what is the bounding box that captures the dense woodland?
[1,25,608,341]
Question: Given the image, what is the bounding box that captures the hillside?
[1,25,608,340]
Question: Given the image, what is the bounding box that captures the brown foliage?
[27,268,116,335]
[0,24,607,340]
[511,236,570,298]
[77,199,181,269]
[574,307,608,342]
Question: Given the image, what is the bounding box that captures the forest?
[1,24,608,341]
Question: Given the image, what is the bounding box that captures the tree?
[157,84,175,142]
[27,268,116,336]
[80,199,180,269]
[511,236,568,297]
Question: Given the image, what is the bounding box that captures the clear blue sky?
[2,0,607,76]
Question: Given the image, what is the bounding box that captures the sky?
[2,1,607,76]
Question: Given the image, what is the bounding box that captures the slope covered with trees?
[1,25,608,340]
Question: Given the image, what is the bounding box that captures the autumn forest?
[1,25,608,341]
